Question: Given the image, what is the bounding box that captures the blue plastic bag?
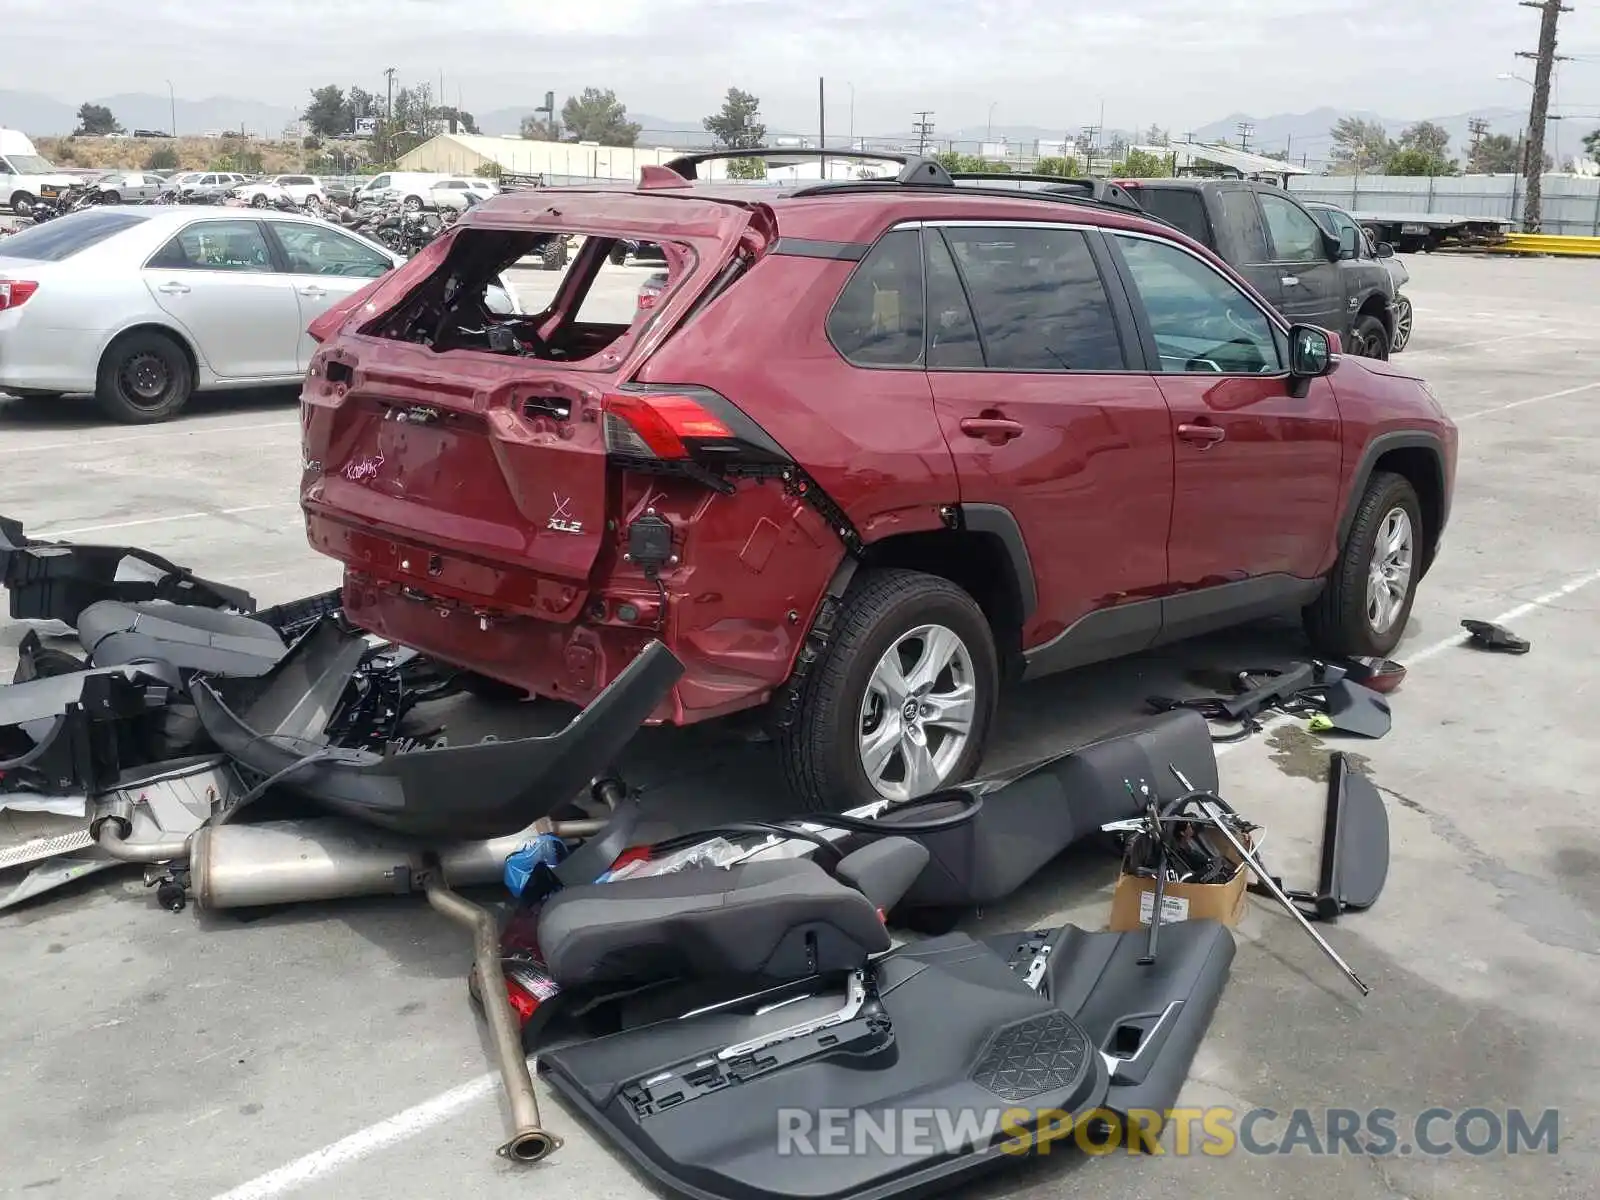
[503,834,568,898]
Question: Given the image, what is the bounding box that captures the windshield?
[0,209,148,261]
[7,154,57,174]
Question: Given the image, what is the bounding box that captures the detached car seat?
[536,838,929,989]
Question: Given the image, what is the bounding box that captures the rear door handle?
[1281,276,1302,287]
[156,281,191,295]
[1178,423,1227,447]
[959,417,1025,442]
[299,285,328,298]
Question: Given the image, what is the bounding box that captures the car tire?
[403,195,424,212]
[778,569,998,813]
[10,193,33,218]
[1304,470,1423,660]
[250,194,268,208]
[94,331,194,424]
[1348,313,1390,360]
[541,238,568,270]
[609,244,628,266]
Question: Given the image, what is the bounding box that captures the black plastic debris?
[1461,619,1531,655]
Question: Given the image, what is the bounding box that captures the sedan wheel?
[1390,295,1414,352]
[95,332,194,424]
[858,624,979,802]
[250,194,269,208]
[1365,507,1415,637]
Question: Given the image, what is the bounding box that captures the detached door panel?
[924,224,1173,651]
[1111,232,1341,588]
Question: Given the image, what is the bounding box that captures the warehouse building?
[396,133,700,180]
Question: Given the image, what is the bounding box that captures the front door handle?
[1178,423,1227,447]
[156,281,191,295]
[1281,275,1303,288]
[959,417,1025,442]
[299,285,328,298]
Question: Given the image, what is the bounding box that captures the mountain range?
[1,89,1551,164]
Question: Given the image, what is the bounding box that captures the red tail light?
[603,392,732,460]
[0,281,39,311]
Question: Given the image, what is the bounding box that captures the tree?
[1330,117,1394,173]
[559,88,640,146]
[144,145,179,171]
[1385,147,1457,177]
[1034,155,1082,176]
[349,87,379,122]
[75,103,122,136]
[431,106,478,135]
[727,157,767,180]
[1117,148,1172,178]
[304,85,352,138]
[1584,128,1600,165]
[1398,121,1451,160]
[522,114,562,140]
[704,88,766,150]
[1469,133,1522,174]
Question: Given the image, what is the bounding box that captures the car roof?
[467,178,1180,244]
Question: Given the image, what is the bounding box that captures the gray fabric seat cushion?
[537,859,892,988]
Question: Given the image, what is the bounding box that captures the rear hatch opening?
[301,201,785,625]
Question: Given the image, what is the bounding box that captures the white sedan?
[0,206,519,423]
[429,177,498,211]
[232,174,328,208]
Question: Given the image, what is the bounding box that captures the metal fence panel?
[1288,174,1600,237]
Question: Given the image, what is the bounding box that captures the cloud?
[7,0,1598,135]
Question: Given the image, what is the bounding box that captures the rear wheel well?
[857,530,1027,675]
[101,324,199,384]
[1359,292,1392,333]
[1369,447,1443,573]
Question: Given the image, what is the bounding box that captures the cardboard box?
[1108,832,1254,932]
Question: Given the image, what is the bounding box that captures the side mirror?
[1338,226,1360,259]
[1290,325,1338,381]
[1375,241,1396,259]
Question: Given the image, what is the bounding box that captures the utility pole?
[913,111,935,156]
[819,77,827,177]
[1236,121,1255,152]
[384,67,398,121]
[1517,0,1572,231]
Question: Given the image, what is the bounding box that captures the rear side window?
[0,210,146,261]
[1135,188,1214,248]
[941,225,1125,372]
[826,228,925,367]
[924,232,982,369]
[1216,189,1270,262]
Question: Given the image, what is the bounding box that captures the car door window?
[940,225,1125,372]
[1216,189,1270,262]
[270,222,393,277]
[1258,193,1327,263]
[826,228,925,367]
[924,230,983,369]
[1115,235,1283,375]
[147,220,275,272]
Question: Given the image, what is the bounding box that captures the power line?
[1517,0,1572,232]
[912,111,935,156]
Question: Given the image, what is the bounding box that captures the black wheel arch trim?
[957,503,1038,624]
[1337,431,1449,567]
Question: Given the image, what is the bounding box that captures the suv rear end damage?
[300,186,848,723]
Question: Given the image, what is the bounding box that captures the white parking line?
[206,562,1600,1200]
[0,418,298,456]
[1455,381,1600,422]
[34,503,299,539]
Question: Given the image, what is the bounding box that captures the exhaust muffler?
[187,817,603,910]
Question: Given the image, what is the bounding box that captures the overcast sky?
[9,0,1600,133]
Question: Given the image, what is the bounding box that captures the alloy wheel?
[1366,507,1414,636]
[857,624,977,802]
[1390,297,1414,352]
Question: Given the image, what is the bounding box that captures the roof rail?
[660,147,953,186]
[944,173,1145,214]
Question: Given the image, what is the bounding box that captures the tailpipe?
[188,818,604,910]
[424,873,562,1162]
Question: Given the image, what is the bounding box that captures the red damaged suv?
[299,153,1457,811]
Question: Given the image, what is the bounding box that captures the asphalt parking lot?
[2,253,1596,1200]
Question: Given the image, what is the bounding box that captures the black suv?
[1117,179,1399,359]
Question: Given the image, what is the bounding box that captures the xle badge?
[548,494,583,535]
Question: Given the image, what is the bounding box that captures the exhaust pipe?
[425,873,561,1161]
[188,818,605,910]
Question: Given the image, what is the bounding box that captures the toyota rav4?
[298,151,1458,812]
